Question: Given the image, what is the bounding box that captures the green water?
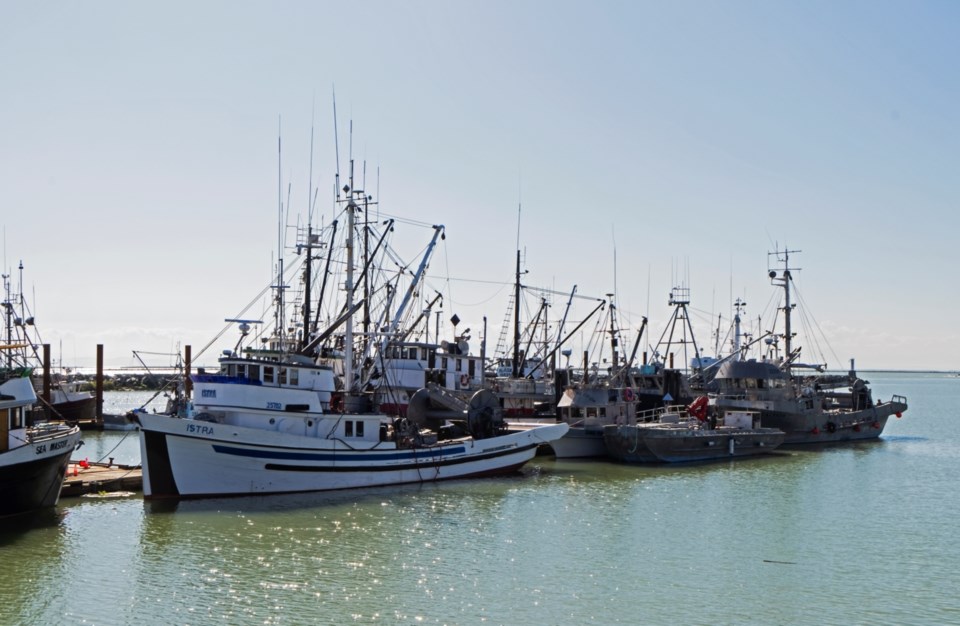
[1,373,955,625]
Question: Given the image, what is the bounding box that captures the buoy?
[79,458,90,469]
[895,412,902,418]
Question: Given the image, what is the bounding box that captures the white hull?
[136,412,568,498]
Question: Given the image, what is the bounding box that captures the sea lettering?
[35,444,47,455]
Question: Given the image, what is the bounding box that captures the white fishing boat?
[0,369,82,517]
[135,177,568,499]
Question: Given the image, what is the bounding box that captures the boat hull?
[136,412,568,499]
[720,400,906,445]
[603,424,783,463]
[0,426,81,517]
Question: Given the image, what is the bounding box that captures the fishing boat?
[0,369,82,517]
[135,178,568,499]
[712,248,908,444]
[2,262,96,424]
[603,401,784,463]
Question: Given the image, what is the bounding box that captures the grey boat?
[712,248,908,444]
[603,404,784,464]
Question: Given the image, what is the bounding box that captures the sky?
[1,1,958,372]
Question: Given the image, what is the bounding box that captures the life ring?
[687,396,709,421]
[622,387,634,402]
[460,374,469,387]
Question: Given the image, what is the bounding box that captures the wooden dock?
[61,462,143,498]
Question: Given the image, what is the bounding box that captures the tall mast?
[769,247,801,363]
[733,297,746,356]
[276,126,286,353]
[343,161,357,393]
[512,249,521,378]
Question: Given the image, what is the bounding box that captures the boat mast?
[769,247,801,363]
[512,249,521,378]
[343,160,357,393]
[733,297,746,356]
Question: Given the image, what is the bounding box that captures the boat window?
[345,421,354,437]
[356,420,364,437]
[289,368,299,386]
[441,357,448,369]
[407,349,417,361]
[249,365,260,381]
[226,364,236,377]
[279,368,288,385]
[421,348,429,360]
[263,366,274,384]
[392,348,400,359]
[457,359,462,372]
[236,364,246,379]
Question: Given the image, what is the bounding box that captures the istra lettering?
[186,423,215,436]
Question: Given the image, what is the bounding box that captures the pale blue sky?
[2,1,957,371]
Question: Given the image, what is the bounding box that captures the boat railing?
[27,422,76,443]
[636,404,691,424]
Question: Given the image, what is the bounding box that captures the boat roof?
[715,359,788,380]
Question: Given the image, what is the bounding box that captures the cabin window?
[469,360,475,376]
[289,369,299,385]
[7,407,23,429]
[248,365,260,381]
[345,421,354,437]
[392,348,400,359]
[236,364,246,379]
[441,357,448,369]
[226,364,236,377]
[356,420,365,437]
[407,349,417,361]
[456,359,462,372]
[421,348,429,360]
[263,366,275,384]
[279,368,288,385]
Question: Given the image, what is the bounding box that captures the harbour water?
[1,372,956,625]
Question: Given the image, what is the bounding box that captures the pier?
[61,461,142,498]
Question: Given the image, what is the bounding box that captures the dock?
[61,461,143,498]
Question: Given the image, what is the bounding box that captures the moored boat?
[135,177,569,499]
[0,370,82,517]
[712,248,908,444]
[603,404,784,464]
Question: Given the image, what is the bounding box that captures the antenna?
[308,97,315,224]
[332,85,341,198]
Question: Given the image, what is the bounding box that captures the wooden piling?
[95,344,104,428]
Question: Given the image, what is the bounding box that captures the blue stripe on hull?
[211,443,468,463]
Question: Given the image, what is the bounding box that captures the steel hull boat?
[603,422,783,463]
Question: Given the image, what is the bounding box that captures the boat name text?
[186,424,215,436]
[35,439,72,455]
